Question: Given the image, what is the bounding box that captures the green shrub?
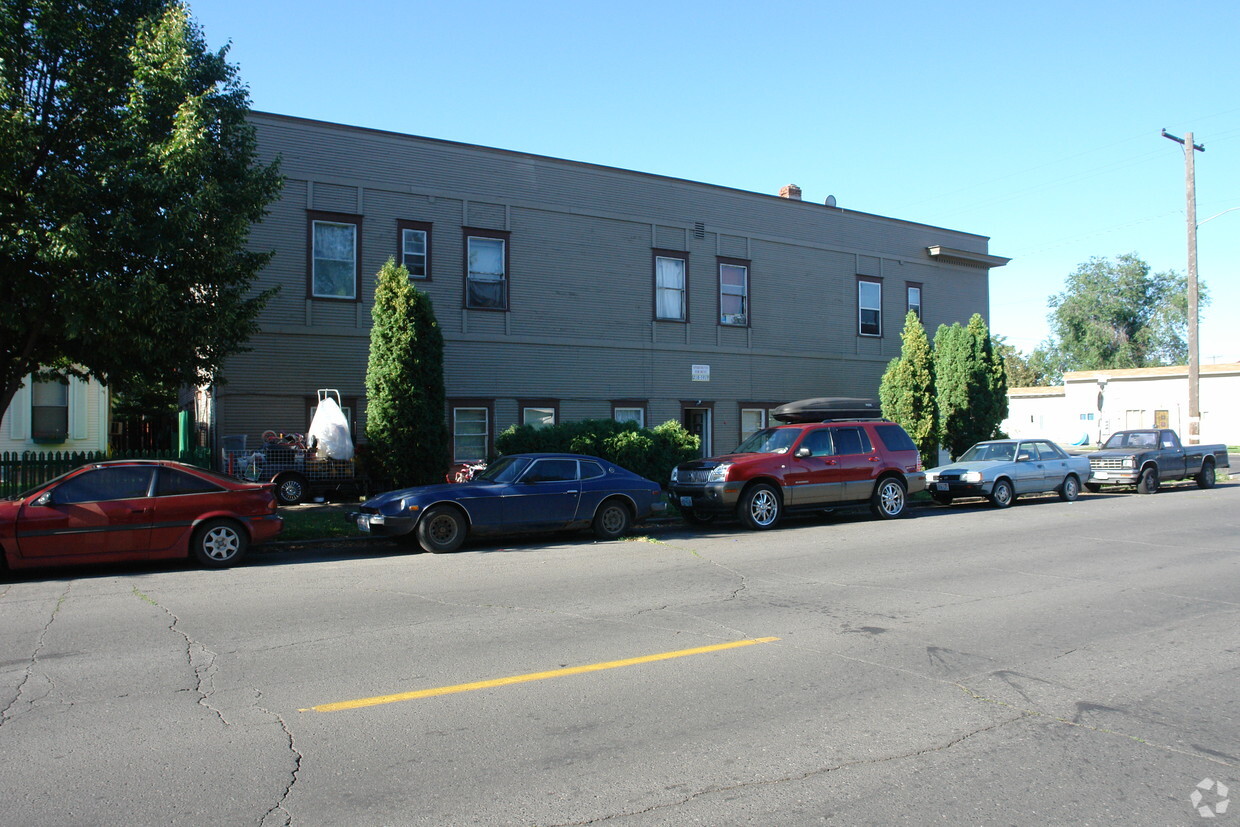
[496,418,699,485]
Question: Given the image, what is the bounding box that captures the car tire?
[738,483,781,530]
[1136,466,1159,495]
[931,493,953,506]
[1085,483,1102,494]
[274,472,308,506]
[1058,474,1081,502]
[593,499,632,540]
[416,506,466,553]
[1196,459,1216,489]
[989,478,1015,508]
[192,519,249,568]
[681,507,716,526]
[870,477,907,519]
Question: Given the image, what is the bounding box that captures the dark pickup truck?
[1086,429,1229,494]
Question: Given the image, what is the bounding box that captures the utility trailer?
[221,389,365,505]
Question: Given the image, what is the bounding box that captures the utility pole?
[1162,128,1204,444]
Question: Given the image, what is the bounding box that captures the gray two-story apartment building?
[203,112,1008,463]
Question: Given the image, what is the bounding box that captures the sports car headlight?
[399,498,423,513]
[707,463,732,482]
[962,471,983,483]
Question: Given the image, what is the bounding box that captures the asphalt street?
[1,482,1237,825]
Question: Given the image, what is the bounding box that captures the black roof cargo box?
[771,397,881,423]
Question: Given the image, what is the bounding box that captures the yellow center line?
[301,636,781,713]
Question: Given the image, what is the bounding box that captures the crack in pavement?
[0,583,70,726]
[547,714,1028,825]
[132,586,230,726]
[131,588,305,824]
[257,690,304,827]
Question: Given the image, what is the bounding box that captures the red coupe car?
[0,460,283,571]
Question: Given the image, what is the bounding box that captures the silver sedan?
[924,439,1093,508]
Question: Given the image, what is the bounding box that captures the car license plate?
[1093,471,1109,480]
[679,496,694,507]
[935,482,949,491]
[356,515,371,531]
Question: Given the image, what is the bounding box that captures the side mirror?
[35,491,55,507]
[795,447,811,458]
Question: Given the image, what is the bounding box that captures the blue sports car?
[351,453,667,552]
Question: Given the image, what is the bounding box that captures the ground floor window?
[612,400,646,428]
[31,376,69,443]
[452,405,490,461]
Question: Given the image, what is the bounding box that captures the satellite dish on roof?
[825,195,837,208]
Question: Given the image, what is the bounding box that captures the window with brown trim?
[857,276,882,337]
[611,399,647,428]
[465,228,509,310]
[653,250,688,321]
[450,399,493,461]
[519,399,559,429]
[906,282,922,320]
[397,220,432,279]
[718,257,750,327]
[308,211,362,301]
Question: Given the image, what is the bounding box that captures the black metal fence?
[0,448,212,498]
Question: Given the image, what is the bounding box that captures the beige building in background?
[1003,363,1240,447]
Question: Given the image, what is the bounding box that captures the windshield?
[1102,432,1156,449]
[958,442,1015,462]
[474,455,530,483]
[734,428,800,455]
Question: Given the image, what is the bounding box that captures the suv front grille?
[679,469,713,484]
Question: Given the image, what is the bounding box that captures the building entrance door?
[682,407,712,457]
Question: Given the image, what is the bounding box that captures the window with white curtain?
[466,232,508,309]
[613,407,645,427]
[655,254,686,321]
[739,408,767,442]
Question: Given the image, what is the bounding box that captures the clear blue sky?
[190,0,1240,363]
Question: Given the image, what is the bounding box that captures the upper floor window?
[398,220,432,279]
[465,229,509,310]
[858,277,882,336]
[31,376,69,443]
[719,259,749,326]
[654,251,687,321]
[906,283,922,320]
[308,212,361,300]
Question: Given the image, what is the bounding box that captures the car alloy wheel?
[193,519,248,567]
[739,483,781,530]
[989,479,1014,508]
[871,477,907,519]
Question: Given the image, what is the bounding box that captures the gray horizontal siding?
[215,112,1001,457]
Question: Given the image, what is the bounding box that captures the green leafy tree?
[992,336,1062,387]
[879,311,938,468]
[0,0,282,418]
[935,314,1007,459]
[1047,253,1206,371]
[364,259,448,487]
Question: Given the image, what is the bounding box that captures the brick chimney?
[778,184,802,200]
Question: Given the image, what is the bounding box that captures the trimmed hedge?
[495,419,699,486]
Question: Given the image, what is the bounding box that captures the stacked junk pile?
[222,389,363,505]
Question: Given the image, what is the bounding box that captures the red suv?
[670,414,925,530]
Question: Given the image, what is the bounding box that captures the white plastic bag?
[308,396,354,460]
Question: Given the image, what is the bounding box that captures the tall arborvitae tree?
[879,311,938,468]
[935,315,1008,458]
[967,313,1008,440]
[364,259,448,487]
[0,1,282,417]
